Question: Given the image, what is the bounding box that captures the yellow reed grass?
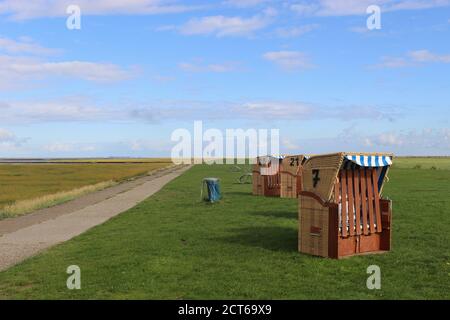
[0,180,117,219]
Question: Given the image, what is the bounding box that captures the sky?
[0,0,449,158]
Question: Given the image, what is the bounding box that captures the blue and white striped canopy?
[343,154,393,192]
[345,155,392,168]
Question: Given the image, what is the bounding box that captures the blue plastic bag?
[201,178,221,203]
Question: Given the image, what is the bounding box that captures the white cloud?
[373,56,411,68]
[0,128,15,143]
[2,97,401,124]
[408,50,450,63]
[1,98,114,123]
[130,141,143,151]
[0,128,27,147]
[81,145,97,152]
[0,101,10,108]
[0,36,60,55]
[179,14,272,37]
[0,37,136,89]
[376,132,404,146]
[0,0,199,20]
[374,50,450,68]
[273,24,319,38]
[223,0,271,8]
[365,129,450,150]
[263,51,313,70]
[290,0,450,16]
[152,74,175,83]
[317,0,386,16]
[2,0,447,21]
[262,7,278,17]
[326,105,400,122]
[282,128,450,156]
[387,0,450,11]
[0,55,137,89]
[10,59,134,82]
[233,101,313,119]
[43,142,73,153]
[282,138,301,151]
[179,61,239,73]
[43,142,98,154]
[348,26,370,34]
[289,3,320,15]
[129,100,304,122]
[129,100,316,122]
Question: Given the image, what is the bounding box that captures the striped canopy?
[343,154,393,192]
[344,155,392,168]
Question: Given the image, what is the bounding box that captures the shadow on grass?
[225,191,255,197]
[249,210,297,220]
[217,226,297,253]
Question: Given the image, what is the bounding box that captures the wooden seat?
[280,155,306,199]
[298,153,393,259]
[335,168,382,237]
[252,156,282,197]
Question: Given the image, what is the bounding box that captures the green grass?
[0,162,170,209]
[47,158,171,163]
[394,157,450,170]
[0,160,449,299]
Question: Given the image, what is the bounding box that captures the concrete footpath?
[0,165,191,272]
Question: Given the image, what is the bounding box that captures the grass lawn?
[0,158,449,299]
[0,161,171,210]
[47,158,171,163]
[394,157,450,170]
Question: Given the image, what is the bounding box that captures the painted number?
[312,170,320,187]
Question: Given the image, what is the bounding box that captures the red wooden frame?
[299,168,392,259]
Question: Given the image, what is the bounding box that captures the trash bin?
[280,155,307,199]
[298,153,393,259]
[252,156,283,197]
[202,178,221,203]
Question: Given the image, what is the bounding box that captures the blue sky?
[0,0,449,157]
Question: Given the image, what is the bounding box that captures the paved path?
[0,165,191,271]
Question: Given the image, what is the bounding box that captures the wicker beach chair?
[280,155,308,199]
[252,156,283,197]
[298,153,393,258]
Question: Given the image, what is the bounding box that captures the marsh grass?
[0,180,116,219]
[0,162,170,210]
[0,161,173,219]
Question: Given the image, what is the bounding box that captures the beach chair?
[298,153,393,258]
[252,156,283,197]
[280,155,307,199]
